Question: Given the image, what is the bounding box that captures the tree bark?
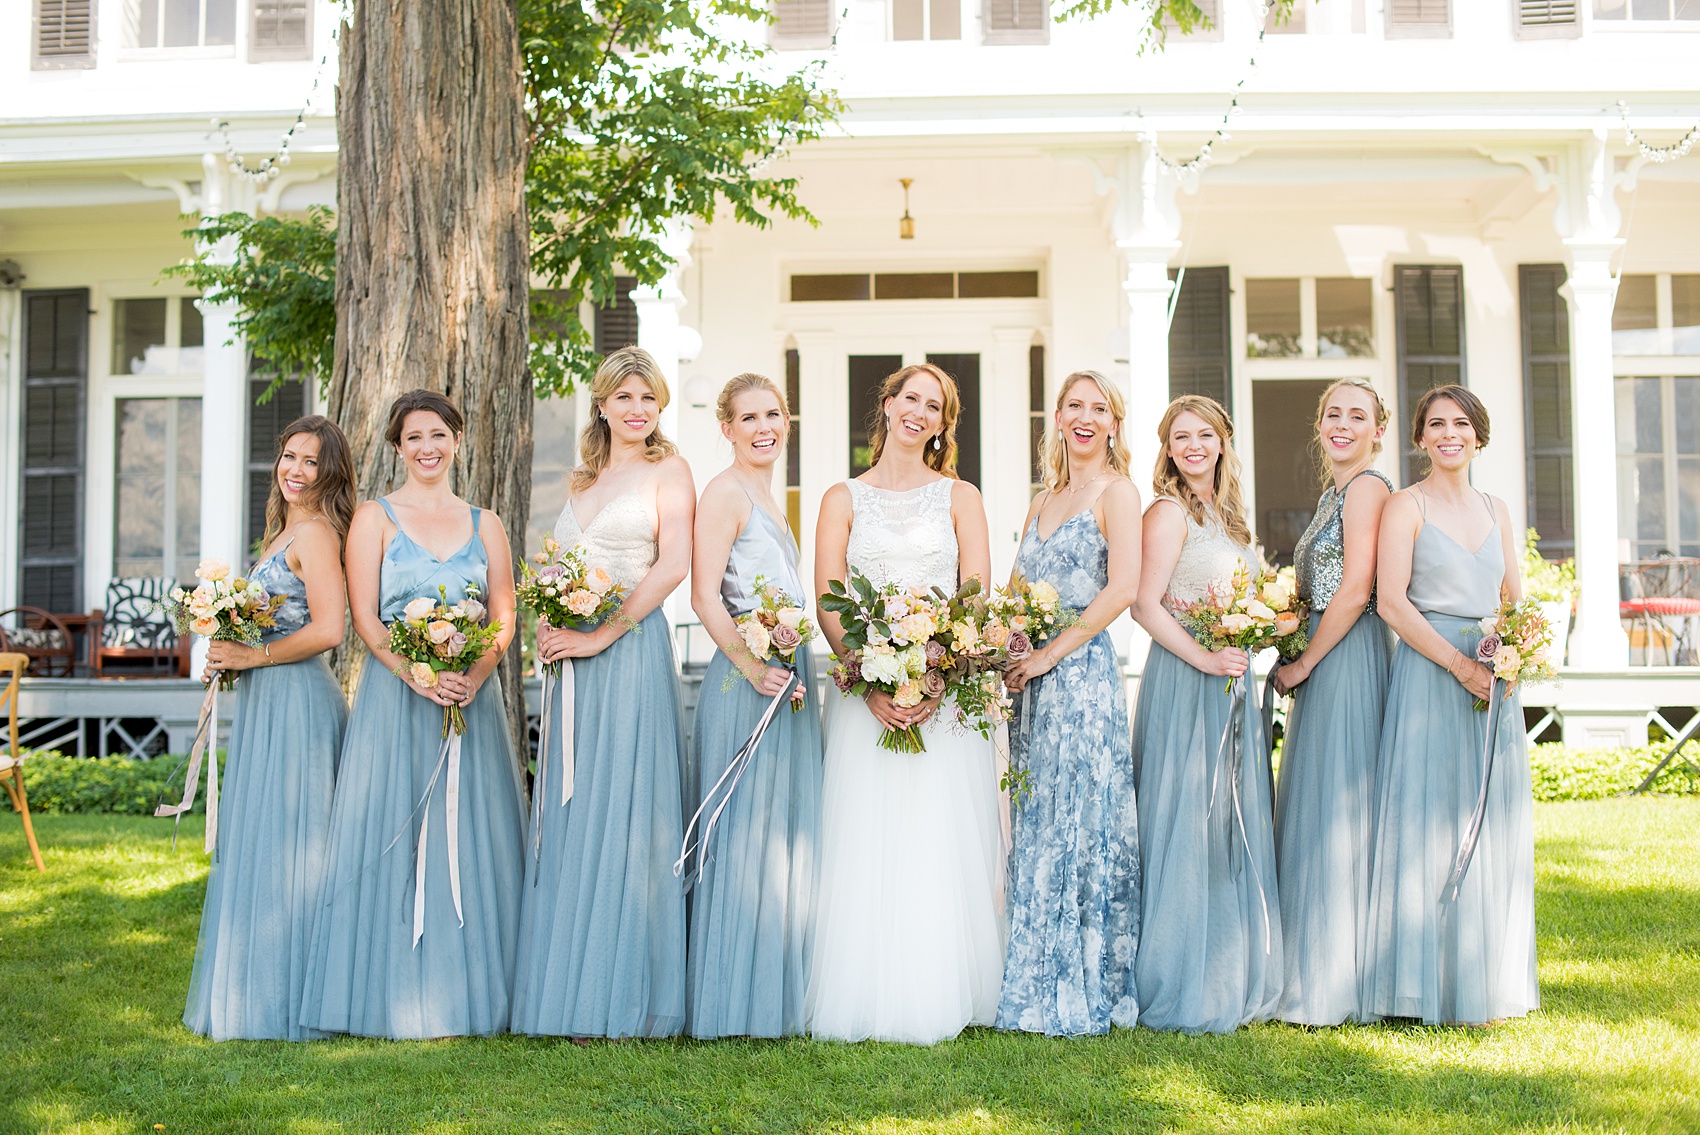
[327,1,534,753]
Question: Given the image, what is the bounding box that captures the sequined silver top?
[1294,470,1393,612]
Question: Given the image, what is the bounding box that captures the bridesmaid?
[998,370,1143,1037]
[1269,380,1393,1026]
[300,390,528,1039]
[512,346,695,1039]
[184,415,354,1040]
[1129,395,1282,1034]
[1362,385,1538,1026]
[684,372,824,1039]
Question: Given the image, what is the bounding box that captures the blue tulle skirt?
[1361,613,1539,1025]
[298,663,528,1039]
[511,609,689,1038]
[684,645,823,1039]
[1272,612,1392,1026]
[1130,642,1283,1034]
[183,656,346,1040]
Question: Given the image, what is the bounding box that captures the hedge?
[1528,741,1700,802]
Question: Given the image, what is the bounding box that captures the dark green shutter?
[1395,265,1467,484]
[1520,265,1573,557]
[19,289,87,612]
[245,375,309,555]
[1167,266,1232,411]
[593,276,639,355]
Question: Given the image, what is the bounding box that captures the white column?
[0,285,20,608]
[631,219,696,627]
[987,327,1036,581]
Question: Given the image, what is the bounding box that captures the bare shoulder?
[656,453,695,489]
[698,470,750,514]
[949,477,985,509]
[1381,488,1423,529]
[293,516,345,556]
[1488,494,1514,526]
[1142,496,1187,540]
[1347,471,1393,501]
[819,481,852,511]
[350,499,390,533]
[477,507,510,543]
[1100,476,1142,511]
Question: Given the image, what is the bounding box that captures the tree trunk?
[327,1,534,756]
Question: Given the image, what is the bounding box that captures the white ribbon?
[531,660,577,864]
[991,721,1014,861]
[384,729,465,947]
[674,671,799,890]
[155,680,220,856]
[1441,676,1502,907]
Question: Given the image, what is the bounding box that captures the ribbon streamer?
[154,681,221,855]
[382,730,465,947]
[1440,676,1502,907]
[674,671,799,890]
[531,659,577,866]
[1206,675,1274,955]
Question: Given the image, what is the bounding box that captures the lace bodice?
[844,478,959,594]
[1153,497,1252,609]
[555,489,658,592]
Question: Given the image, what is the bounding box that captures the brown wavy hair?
[383,389,465,447]
[572,346,679,492]
[1311,378,1390,488]
[261,415,356,551]
[1151,394,1252,545]
[865,362,961,477]
[1043,370,1131,492]
[1411,383,1490,450]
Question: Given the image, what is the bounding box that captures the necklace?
[1065,471,1110,495]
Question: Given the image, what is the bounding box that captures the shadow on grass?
[3,814,1699,1134]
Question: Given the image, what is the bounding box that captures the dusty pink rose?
[770,623,802,653]
[921,669,947,699]
[1005,630,1033,662]
[1476,633,1504,664]
[925,640,947,668]
[449,631,468,654]
[462,598,486,622]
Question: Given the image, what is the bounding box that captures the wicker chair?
[92,577,190,678]
[0,607,76,677]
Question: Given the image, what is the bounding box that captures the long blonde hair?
[572,346,679,492]
[1151,394,1252,545]
[1043,370,1131,492]
[865,362,960,477]
[1311,378,1389,488]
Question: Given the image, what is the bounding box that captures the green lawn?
[2,801,1697,1134]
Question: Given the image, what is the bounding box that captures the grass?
[1,801,1697,1134]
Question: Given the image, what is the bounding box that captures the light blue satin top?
[376,498,488,622]
[1404,491,1503,620]
[720,496,803,616]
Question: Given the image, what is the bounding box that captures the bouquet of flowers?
[986,573,1078,653]
[163,558,287,690]
[1173,563,1310,692]
[389,584,503,736]
[516,533,626,673]
[1466,599,1558,711]
[728,576,817,710]
[821,568,979,753]
[930,588,1014,741]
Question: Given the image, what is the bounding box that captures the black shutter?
[1394,265,1467,484]
[1521,265,1573,557]
[593,276,639,355]
[19,290,88,612]
[1167,266,1232,412]
[33,0,95,69]
[245,376,309,556]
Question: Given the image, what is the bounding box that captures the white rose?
[1479,615,1500,635]
[775,606,806,630]
[1244,599,1276,622]
[403,597,436,623]
[899,642,927,679]
[860,644,905,686]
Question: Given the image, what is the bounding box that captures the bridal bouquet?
[163,559,287,690]
[1173,564,1310,691]
[729,576,817,710]
[389,584,503,736]
[1465,599,1557,710]
[517,534,626,668]
[821,568,974,753]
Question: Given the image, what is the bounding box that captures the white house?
[3,0,1698,751]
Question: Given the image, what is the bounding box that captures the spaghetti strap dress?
[1361,494,1538,1025]
[299,501,528,1039]
[1273,470,1394,1026]
[685,494,823,1039]
[1130,499,1283,1034]
[511,486,689,1038]
[183,536,346,1040]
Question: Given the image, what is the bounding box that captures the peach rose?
[892,679,924,709]
[427,619,455,645]
[983,621,1010,649]
[740,618,772,660]
[1274,611,1302,637]
[566,589,599,618]
[190,616,219,637]
[587,567,614,596]
[1220,612,1253,634]
[197,558,231,583]
[409,662,439,688]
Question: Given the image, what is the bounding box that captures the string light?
[1617,100,1699,165]
[208,4,349,183]
[1152,2,1273,175]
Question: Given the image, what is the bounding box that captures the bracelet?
[264,642,276,666]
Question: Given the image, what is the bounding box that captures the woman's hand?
[745,663,794,698]
[202,640,263,682]
[537,623,606,664]
[402,667,460,707]
[436,670,477,707]
[1003,646,1059,694]
[1272,658,1310,696]
[864,689,939,731]
[1447,652,1494,702]
[1197,645,1250,679]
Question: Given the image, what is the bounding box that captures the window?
[1246,279,1301,358]
[528,394,578,557]
[1594,0,1700,20]
[770,0,834,48]
[893,0,960,39]
[848,355,903,476]
[249,0,311,61]
[1613,273,1700,355]
[33,0,95,69]
[1515,0,1580,37]
[114,398,202,582]
[125,0,236,49]
[1521,265,1574,558]
[593,276,638,355]
[1616,376,1700,559]
[1168,266,1232,410]
[1386,0,1450,37]
[984,0,1048,44]
[1394,265,1466,484]
[1028,343,1046,496]
[244,375,308,557]
[20,290,88,612]
[111,297,203,375]
[785,347,803,537]
[789,270,1039,301]
[1162,0,1222,40]
[1317,278,1374,358]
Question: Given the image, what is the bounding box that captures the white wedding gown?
[806,478,1007,1044]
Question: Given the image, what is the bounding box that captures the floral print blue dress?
[995,506,1141,1036]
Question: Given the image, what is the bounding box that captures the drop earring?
[933,435,941,452]
[1107,433,1115,451]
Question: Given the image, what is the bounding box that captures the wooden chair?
[92,577,190,678]
[0,653,45,871]
[0,607,77,677]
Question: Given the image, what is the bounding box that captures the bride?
[807,362,1007,1044]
